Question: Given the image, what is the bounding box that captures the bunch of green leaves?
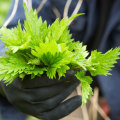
[0,4,120,105]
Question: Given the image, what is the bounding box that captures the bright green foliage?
[75,71,93,105]
[0,4,120,105]
[70,42,89,70]
[0,52,46,84]
[86,48,120,76]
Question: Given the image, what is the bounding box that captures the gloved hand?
[0,70,82,120]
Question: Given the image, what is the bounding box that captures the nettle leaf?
[75,71,93,105]
[31,41,72,79]
[0,22,29,52]
[46,13,85,43]
[57,28,73,44]
[0,52,34,84]
[86,48,120,76]
[70,42,89,70]
[31,41,61,58]
[57,65,70,79]
[0,4,120,105]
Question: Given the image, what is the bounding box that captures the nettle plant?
[0,5,120,105]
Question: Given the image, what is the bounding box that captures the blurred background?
[0,0,11,26]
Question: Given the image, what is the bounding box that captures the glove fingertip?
[40,95,82,120]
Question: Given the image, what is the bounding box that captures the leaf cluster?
[0,4,120,105]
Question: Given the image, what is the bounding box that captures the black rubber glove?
[0,70,82,120]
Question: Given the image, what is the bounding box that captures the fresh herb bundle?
[0,5,120,105]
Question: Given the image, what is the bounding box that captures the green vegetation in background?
[27,116,42,120]
[0,0,11,26]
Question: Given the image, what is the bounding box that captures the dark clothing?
[0,95,27,120]
[81,0,120,120]
[0,0,120,119]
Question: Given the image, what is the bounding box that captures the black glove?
[0,70,82,120]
